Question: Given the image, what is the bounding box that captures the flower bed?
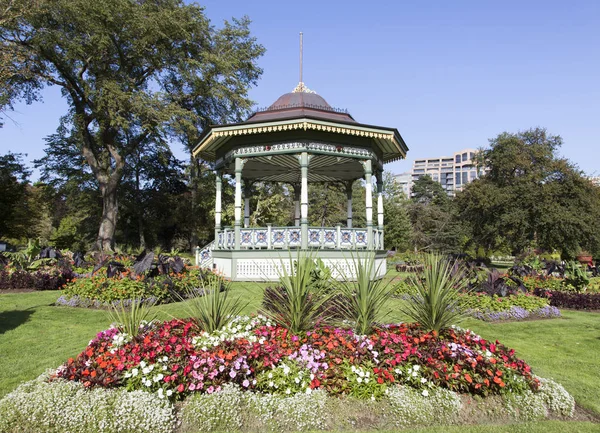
[56,316,540,399]
[0,315,576,432]
[0,267,74,291]
[459,293,561,321]
[534,289,600,310]
[58,267,215,307]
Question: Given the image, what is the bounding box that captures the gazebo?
[193,82,408,281]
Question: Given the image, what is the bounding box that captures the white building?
[393,172,412,198]
[409,148,483,196]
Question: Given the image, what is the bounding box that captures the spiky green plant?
[106,298,158,337]
[179,273,246,333]
[262,252,335,334]
[335,253,395,335]
[398,253,469,333]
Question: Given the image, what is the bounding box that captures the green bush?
[62,274,171,303]
[459,293,550,313]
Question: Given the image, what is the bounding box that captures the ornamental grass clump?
[178,273,246,333]
[399,253,470,333]
[336,253,396,335]
[262,253,335,334]
[106,297,158,337]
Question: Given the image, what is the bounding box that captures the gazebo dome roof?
[245,83,357,124]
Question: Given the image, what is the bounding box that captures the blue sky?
[2,0,599,178]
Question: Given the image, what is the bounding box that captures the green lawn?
[1,284,599,432]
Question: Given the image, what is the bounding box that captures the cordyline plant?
[399,253,470,333]
[106,298,158,337]
[177,273,247,334]
[262,251,336,335]
[335,253,396,335]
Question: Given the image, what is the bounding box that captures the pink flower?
[242,379,250,387]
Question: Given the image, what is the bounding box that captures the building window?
[462,172,468,184]
[456,174,461,185]
[470,171,476,179]
[462,152,468,161]
[470,152,475,160]
[455,155,461,163]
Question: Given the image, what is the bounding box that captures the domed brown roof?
[245,83,356,124]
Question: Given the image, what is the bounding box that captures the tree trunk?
[96,179,119,251]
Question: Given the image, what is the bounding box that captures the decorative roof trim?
[193,118,407,162]
[291,81,316,94]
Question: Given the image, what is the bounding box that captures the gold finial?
[292,32,316,94]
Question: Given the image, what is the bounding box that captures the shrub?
[534,289,600,310]
[399,254,470,332]
[459,293,550,313]
[0,267,74,291]
[62,272,170,304]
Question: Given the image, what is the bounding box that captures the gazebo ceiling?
[223,153,365,183]
[192,84,409,166]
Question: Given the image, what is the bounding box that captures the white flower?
[268,372,273,379]
[140,361,146,368]
[131,368,139,377]
[413,365,420,371]
[371,395,376,401]
[285,388,291,395]
[412,371,418,377]
[142,367,151,375]
[422,390,429,397]
[357,377,363,383]
[305,387,312,394]
[420,377,427,384]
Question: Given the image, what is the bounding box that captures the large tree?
[382,171,411,251]
[457,128,600,256]
[0,152,31,239]
[407,175,464,253]
[1,0,264,250]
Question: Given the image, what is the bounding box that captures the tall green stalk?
[179,274,246,333]
[106,298,158,337]
[398,253,469,333]
[336,253,395,335]
[262,251,334,334]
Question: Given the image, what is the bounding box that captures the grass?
[1,280,599,432]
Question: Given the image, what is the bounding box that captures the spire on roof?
[292,33,316,94]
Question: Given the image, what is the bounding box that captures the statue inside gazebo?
[193,49,407,280]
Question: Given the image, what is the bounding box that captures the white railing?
[195,240,215,268]
[214,226,384,250]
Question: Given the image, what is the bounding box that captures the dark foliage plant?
[534,289,600,310]
[476,269,526,297]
